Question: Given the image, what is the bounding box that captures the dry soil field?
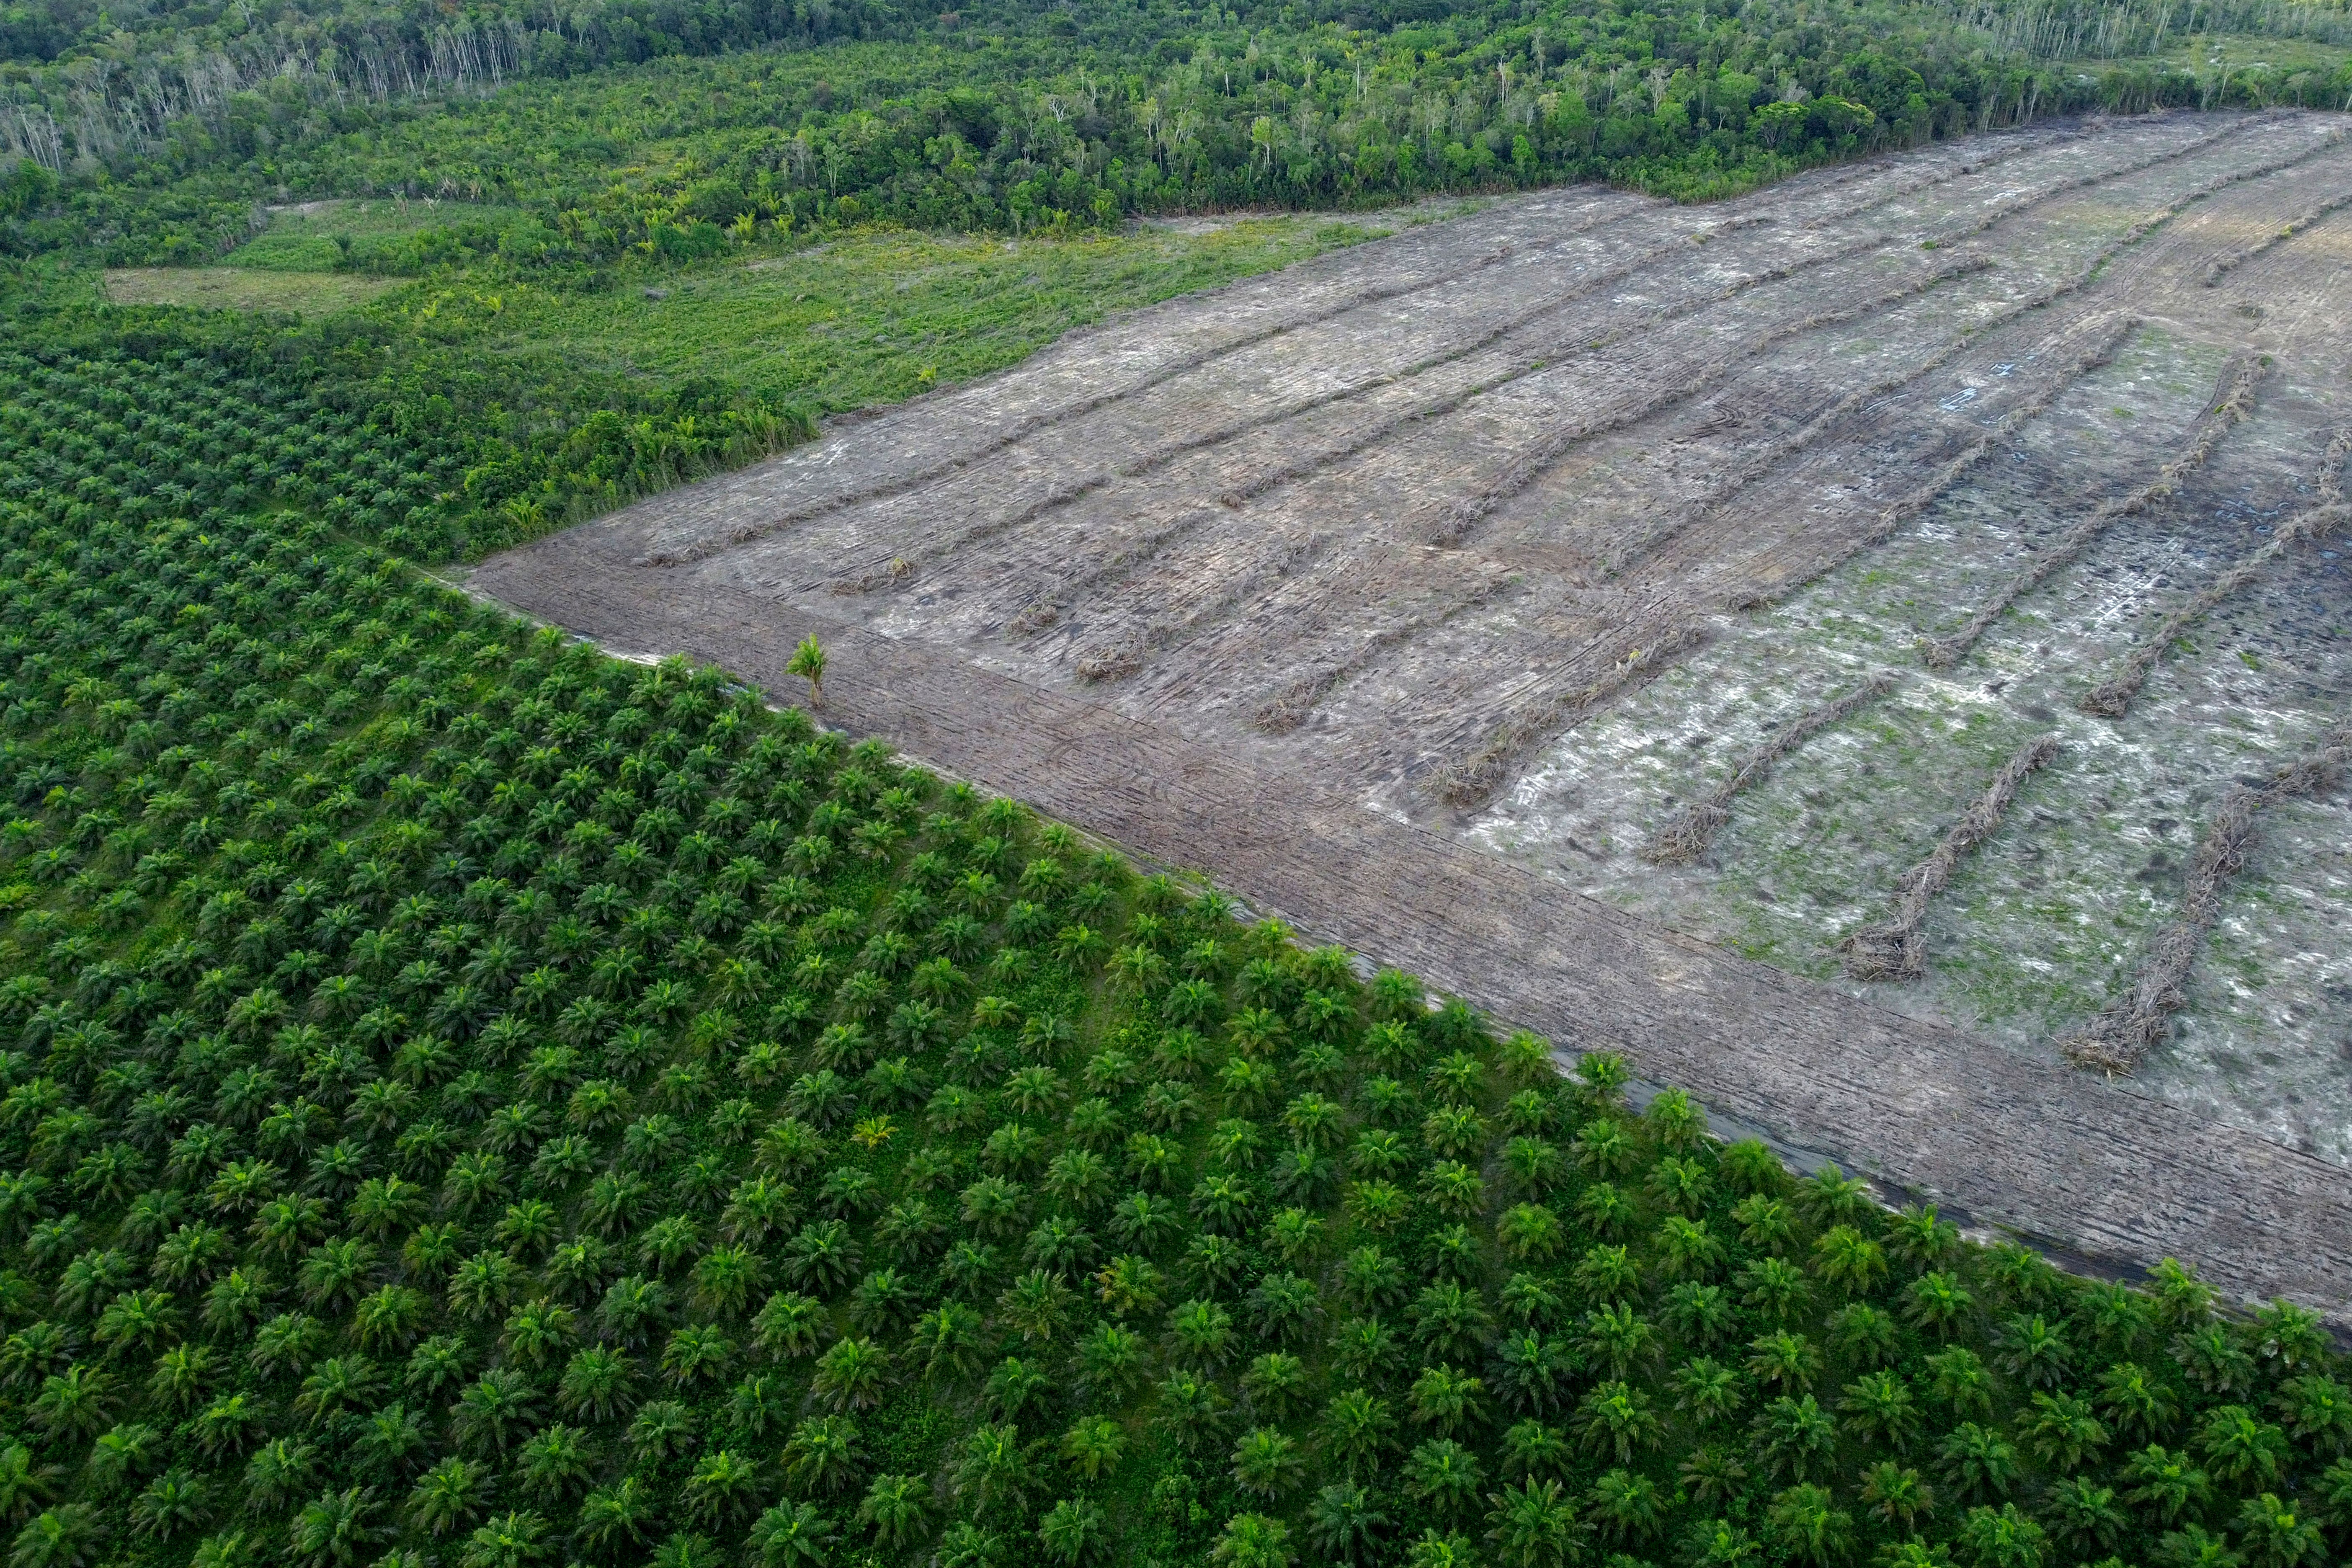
[478,109,2352,1317]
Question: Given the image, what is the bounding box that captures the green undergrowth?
[220,205,540,279]
[1,208,1380,565]
[0,480,2346,1568]
[98,272,404,319]
[456,217,1389,415]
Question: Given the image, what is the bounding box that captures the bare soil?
[477,110,2352,1317]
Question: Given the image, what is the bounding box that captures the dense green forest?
[5,0,2350,267]
[0,345,2347,1568]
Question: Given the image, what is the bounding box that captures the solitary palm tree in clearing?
[788,635,827,710]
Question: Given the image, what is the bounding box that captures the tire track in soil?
[1430,312,2141,811]
[642,125,2095,575]
[1088,115,2324,740]
[2061,722,2352,1073]
[1644,671,1903,865]
[458,545,2352,1320]
[1249,564,1522,735]
[962,116,2273,636]
[1239,249,2042,736]
[1840,732,2064,980]
[2079,426,2352,717]
[1919,353,2269,670]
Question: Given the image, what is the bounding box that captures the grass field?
[222,199,535,273]
[100,267,402,314]
[458,214,1405,416]
[2150,31,2352,78]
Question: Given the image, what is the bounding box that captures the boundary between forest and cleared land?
[467,543,2352,1322]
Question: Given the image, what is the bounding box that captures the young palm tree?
[787,637,826,710]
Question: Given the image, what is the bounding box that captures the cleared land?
[479,110,2352,1316]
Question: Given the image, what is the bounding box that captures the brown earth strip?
[916,222,1921,615]
[1427,255,1998,551]
[1645,671,1902,865]
[1438,623,1712,807]
[1081,119,2282,619]
[2061,723,2352,1074]
[463,547,2352,1320]
[1248,568,1519,735]
[882,124,2140,600]
[1070,246,1996,690]
[1920,353,2269,668]
[1841,732,2063,980]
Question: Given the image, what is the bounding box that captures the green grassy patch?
[456,217,1387,415]
[100,267,400,315]
[2142,29,2352,75]
[224,199,534,273]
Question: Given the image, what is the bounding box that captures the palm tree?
[1756,1396,1839,1483]
[683,1452,764,1529]
[746,1503,833,1568]
[1060,1417,1123,1481]
[1035,1497,1104,1565]
[1228,1429,1300,1501]
[0,1448,56,1527]
[406,1460,487,1538]
[1320,1386,1394,1474]
[291,1488,376,1568]
[1306,1483,1387,1566]
[518,1427,597,1502]
[573,1478,655,1561]
[556,1348,636,1423]
[459,1512,552,1568]
[1210,1514,1295,1568]
[949,1424,1035,1519]
[127,1473,206,1544]
[8,1506,101,1568]
[781,1416,863,1498]
[2236,1493,2326,1568]
[786,637,825,710]
[811,1338,890,1412]
[1766,1484,1854,1568]
[857,1475,928,1551]
[1572,1380,1658,1464]
[1483,1480,1575,1568]
[1954,1504,2045,1568]
[1404,1440,1485,1519]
